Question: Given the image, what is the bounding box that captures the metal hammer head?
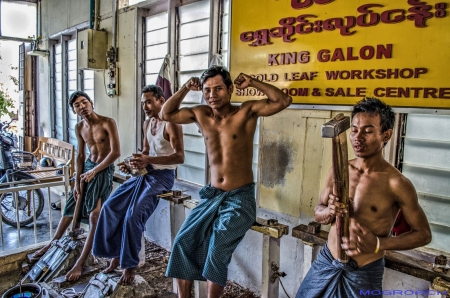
[69,227,85,239]
[321,113,351,138]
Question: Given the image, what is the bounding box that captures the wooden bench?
[29,137,75,184]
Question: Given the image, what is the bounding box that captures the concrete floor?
[0,189,62,251]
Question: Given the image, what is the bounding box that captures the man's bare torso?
[328,159,401,266]
[78,116,113,164]
[195,103,257,191]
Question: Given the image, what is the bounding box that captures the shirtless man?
[296,97,431,297]
[32,91,120,281]
[93,85,184,285]
[164,66,292,298]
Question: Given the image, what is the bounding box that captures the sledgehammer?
[322,113,350,263]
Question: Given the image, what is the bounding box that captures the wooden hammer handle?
[72,180,86,232]
[332,133,350,263]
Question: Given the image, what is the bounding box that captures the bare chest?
[80,125,108,146]
[350,174,397,218]
[200,114,256,145]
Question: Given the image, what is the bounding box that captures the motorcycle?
[0,120,44,227]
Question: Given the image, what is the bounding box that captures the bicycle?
[0,122,44,227]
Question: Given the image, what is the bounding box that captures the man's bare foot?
[118,268,136,285]
[31,243,52,259]
[65,263,83,281]
[103,258,120,273]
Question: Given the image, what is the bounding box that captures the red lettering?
[296,15,317,34]
[347,48,358,61]
[398,88,410,97]
[331,48,345,61]
[411,87,423,97]
[318,49,330,62]
[386,68,399,79]
[325,71,339,80]
[386,87,398,97]
[407,0,433,28]
[400,68,414,78]
[363,69,375,79]
[298,51,310,63]
[250,30,272,47]
[325,88,334,96]
[435,3,447,18]
[423,88,437,98]
[375,69,386,79]
[374,88,385,97]
[356,88,367,96]
[334,88,345,96]
[381,9,406,24]
[291,0,334,9]
[339,71,350,79]
[268,54,279,66]
[357,4,383,27]
[414,68,427,78]
[376,44,392,59]
[351,70,362,79]
[240,32,254,42]
[285,52,297,64]
[439,88,450,98]
[360,46,375,60]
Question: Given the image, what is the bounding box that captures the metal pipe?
[89,0,95,29]
[94,0,100,31]
[112,0,118,51]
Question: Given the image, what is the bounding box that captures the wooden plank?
[291,224,328,246]
[113,173,129,184]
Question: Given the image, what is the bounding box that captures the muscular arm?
[141,119,151,156]
[234,73,292,117]
[379,177,431,251]
[75,123,86,191]
[132,122,184,168]
[161,79,200,124]
[94,119,121,172]
[314,168,347,224]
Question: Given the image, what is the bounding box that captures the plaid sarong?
[296,242,384,298]
[166,183,256,286]
[63,159,114,224]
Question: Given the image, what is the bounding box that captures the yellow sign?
[230,0,450,108]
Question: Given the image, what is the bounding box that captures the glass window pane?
[145,59,164,74]
[179,53,209,72]
[145,74,158,86]
[145,43,169,60]
[179,37,209,56]
[68,40,77,50]
[1,2,36,39]
[68,50,77,61]
[179,0,210,24]
[179,19,210,40]
[146,12,168,31]
[146,28,169,46]
[68,70,77,81]
[68,60,77,71]
[402,114,450,253]
[84,70,94,79]
[84,78,94,90]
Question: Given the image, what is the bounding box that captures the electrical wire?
[279,278,291,298]
[103,69,108,96]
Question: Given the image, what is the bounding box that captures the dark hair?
[200,66,232,88]
[142,85,164,99]
[352,97,395,132]
[69,91,92,109]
